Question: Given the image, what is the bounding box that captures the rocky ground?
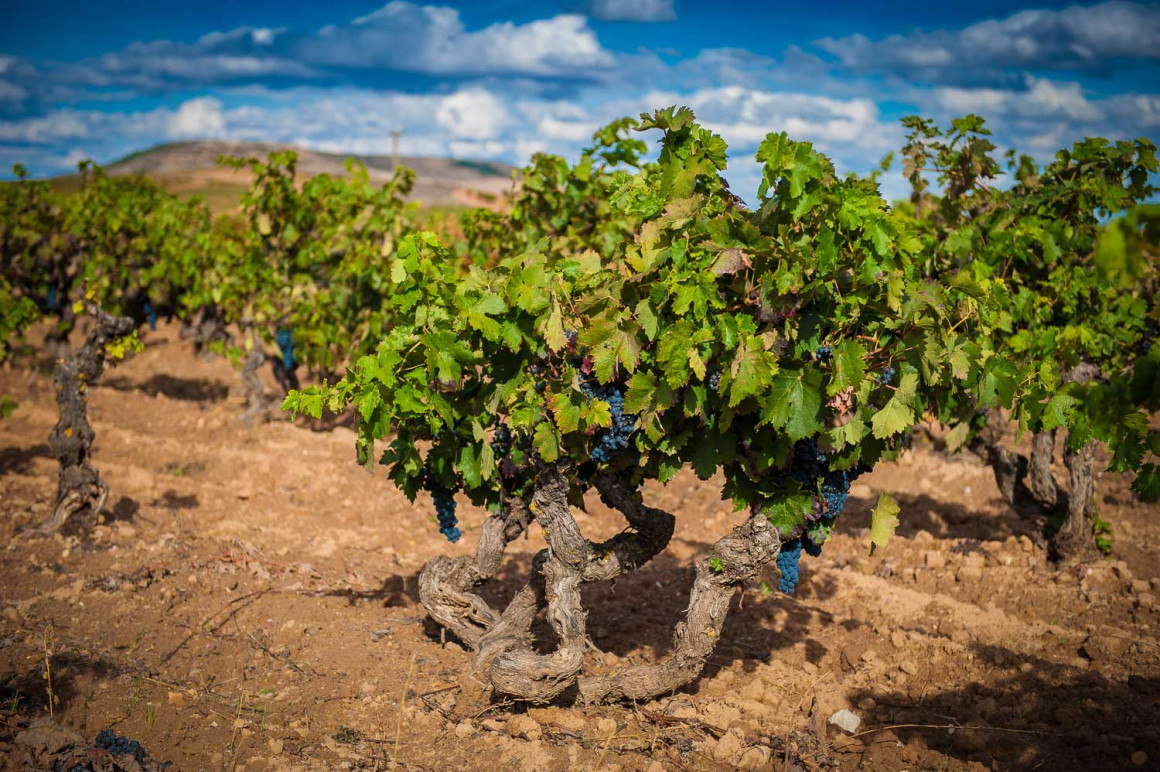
[1,323,1158,771]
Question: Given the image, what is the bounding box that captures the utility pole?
[391,128,405,169]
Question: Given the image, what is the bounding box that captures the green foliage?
[899,115,1159,498]
[0,275,39,418]
[286,108,1004,541]
[192,152,419,377]
[869,493,900,556]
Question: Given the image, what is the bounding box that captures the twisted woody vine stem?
[42,302,135,533]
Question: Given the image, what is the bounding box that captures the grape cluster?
[491,421,512,459]
[276,327,295,372]
[95,729,147,763]
[47,285,60,311]
[579,376,636,464]
[815,345,833,362]
[769,437,868,594]
[144,300,158,331]
[707,371,721,391]
[425,475,461,543]
[775,538,802,593]
[874,366,896,385]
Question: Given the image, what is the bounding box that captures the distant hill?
[58,140,517,212]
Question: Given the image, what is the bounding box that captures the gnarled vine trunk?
[179,304,231,361]
[1028,429,1058,510]
[417,464,786,705]
[967,408,1035,509]
[578,512,781,703]
[1050,363,1103,562]
[418,496,533,648]
[40,303,135,533]
[968,364,1105,561]
[239,325,268,423]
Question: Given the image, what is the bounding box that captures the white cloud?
[817,1,1160,85]
[584,0,676,22]
[168,97,226,138]
[931,77,1102,122]
[434,88,510,139]
[657,85,899,155]
[299,2,614,77]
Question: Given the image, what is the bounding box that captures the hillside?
[58,140,517,212]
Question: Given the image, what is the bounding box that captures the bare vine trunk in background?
[239,325,268,422]
[41,303,135,533]
[1051,363,1103,562]
[1028,430,1058,509]
[179,304,232,361]
[269,354,300,394]
[969,364,1104,561]
[43,300,77,360]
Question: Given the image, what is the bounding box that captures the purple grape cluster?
[491,421,512,459]
[769,437,868,594]
[95,729,146,764]
[707,370,721,391]
[775,538,802,593]
[815,345,833,361]
[579,376,636,464]
[425,475,461,543]
[874,365,896,384]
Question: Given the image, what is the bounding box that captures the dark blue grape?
[707,371,721,391]
[95,729,147,763]
[276,327,295,371]
[578,375,636,465]
[815,346,833,362]
[47,285,60,311]
[767,436,870,593]
[491,422,512,459]
[874,366,896,385]
[144,301,158,331]
[425,474,461,543]
[776,539,803,593]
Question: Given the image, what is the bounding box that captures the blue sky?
[1,0,1158,200]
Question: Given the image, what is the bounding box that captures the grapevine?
[285,106,1016,704]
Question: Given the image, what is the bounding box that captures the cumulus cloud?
[301,3,614,76]
[816,1,1160,85]
[168,97,226,138]
[660,85,900,155]
[434,88,510,139]
[582,0,676,22]
[930,78,1101,123]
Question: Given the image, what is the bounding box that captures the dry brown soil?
[1,323,1158,771]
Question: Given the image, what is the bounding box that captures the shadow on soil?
[852,642,1160,771]
[840,491,1045,544]
[105,374,229,402]
[149,490,200,511]
[0,443,51,475]
[1,651,132,716]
